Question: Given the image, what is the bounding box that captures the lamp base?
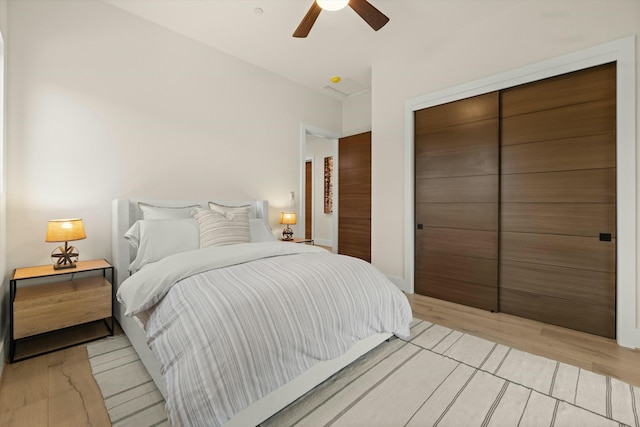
[51,242,79,270]
[282,226,294,241]
[53,262,77,270]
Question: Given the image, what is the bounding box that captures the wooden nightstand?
[281,238,315,245]
[9,259,114,363]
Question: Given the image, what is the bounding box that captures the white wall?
[2,0,343,363]
[5,0,341,275]
[0,0,7,377]
[371,1,640,281]
[343,91,371,136]
[5,0,639,356]
[306,136,334,246]
[369,2,640,339]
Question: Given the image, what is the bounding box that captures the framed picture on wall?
[324,156,333,214]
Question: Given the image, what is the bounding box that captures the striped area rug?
[87,335,168,426]
[88,319,640,426]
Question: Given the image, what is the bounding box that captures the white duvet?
[117,242,412,426]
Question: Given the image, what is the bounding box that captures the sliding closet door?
[500,63,616,338]
[414,93,499,311]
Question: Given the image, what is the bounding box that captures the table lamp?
[279,212,296,241]
[45,218,86,269]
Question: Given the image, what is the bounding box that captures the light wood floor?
[1,294,639,426]
[0,345,111,426]
[407,293,640,386]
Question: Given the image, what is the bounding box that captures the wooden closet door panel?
[501,134,615,174]
[501,232,615,272]
[416,146,498,180]
[501,203,615,237]
[502,168,615,203]
[499,63,616,338]
[499,288,615,338]
[415,92,499,311]
[416,119,497,155]
[501,62,616,117]
[417,228,498,260]
[416,275,498,312]
[418,253,498,288]
[339,132,371,262]
[416,203,498,231]
[416,175,498,204]
[415,93,498,130]
[500,260,615,306]
[501,99,615,146]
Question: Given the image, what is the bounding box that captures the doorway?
[300,125,339,252]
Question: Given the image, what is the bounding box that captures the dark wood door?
[500,63,616,338]
[305,160,312,239]
[338,132,371,262]
[414,93,500,311]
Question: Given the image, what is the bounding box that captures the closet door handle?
[599,233,612,242]
[417,224,424,230]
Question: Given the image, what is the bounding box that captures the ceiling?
[99,0,480,98]
[100,0,584,99]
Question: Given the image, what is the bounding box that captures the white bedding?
[117,241,412,426]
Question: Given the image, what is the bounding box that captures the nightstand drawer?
[13,276,112,339]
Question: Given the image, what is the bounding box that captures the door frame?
[403,36,637,348]
[305,158,314,240]
[300,124,340,253]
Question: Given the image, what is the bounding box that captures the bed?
[112,199,412,426]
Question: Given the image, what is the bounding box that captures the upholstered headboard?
[111,199,269,290]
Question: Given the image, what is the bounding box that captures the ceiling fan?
[293,0,389,38]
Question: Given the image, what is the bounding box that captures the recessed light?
[330,76,341,83]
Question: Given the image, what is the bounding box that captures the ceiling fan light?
[316,0,349,12]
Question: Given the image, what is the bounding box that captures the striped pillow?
[194,208,251,248]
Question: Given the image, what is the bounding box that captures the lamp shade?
[316,0,349,11]
[45,218,86,242]
[279,212,297,225]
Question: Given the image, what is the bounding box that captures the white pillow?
[124,221,142,249]
[250,219,276,242]
[194,208,250,248]
[126,218,200,272]
[139,202,199,220]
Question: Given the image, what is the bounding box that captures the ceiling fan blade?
[293,2,322,38]
[349,0,389,31]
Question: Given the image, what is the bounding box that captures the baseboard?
[387,275,409,293]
